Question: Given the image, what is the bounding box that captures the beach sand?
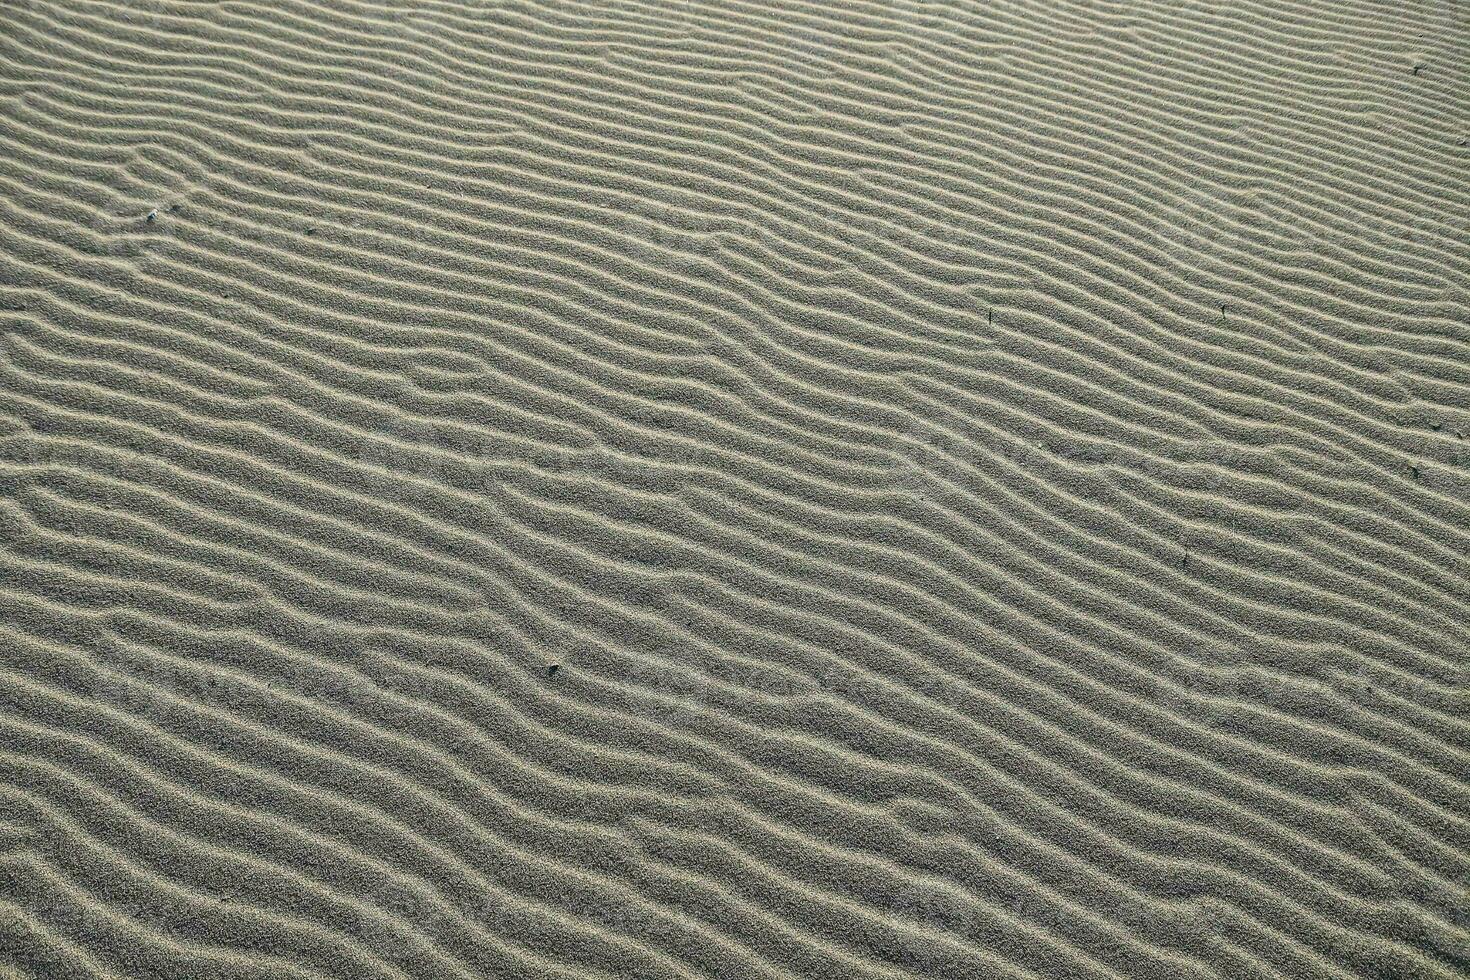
[0,0,1467,977]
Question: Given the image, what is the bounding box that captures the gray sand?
[0,0,1466,977]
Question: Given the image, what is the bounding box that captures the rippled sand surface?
[0,0,1466,977]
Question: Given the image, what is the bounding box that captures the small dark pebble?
[546,664,560,677]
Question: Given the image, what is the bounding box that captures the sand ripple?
[1,0,1466,976]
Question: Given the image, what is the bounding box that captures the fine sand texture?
[1,0,1467,977]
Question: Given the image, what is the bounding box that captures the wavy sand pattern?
[0,0,1467,976]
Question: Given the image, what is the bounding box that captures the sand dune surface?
[0,0,1467,977]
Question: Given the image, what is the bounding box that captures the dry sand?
[0,0,1467,977]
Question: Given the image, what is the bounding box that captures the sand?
[0,0,1466,976]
